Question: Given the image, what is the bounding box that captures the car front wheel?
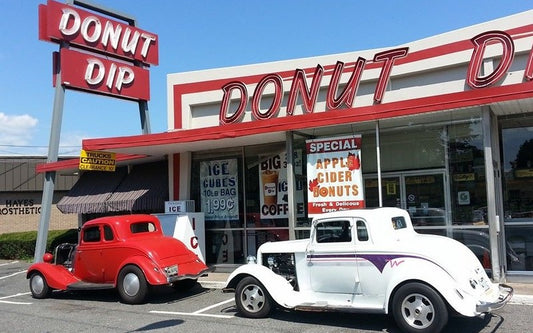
[392,282,448,333]
[117,265,148,304]
[29,272,52,299]
[235,276,272,318]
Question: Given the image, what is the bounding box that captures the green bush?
[0,229,78,260]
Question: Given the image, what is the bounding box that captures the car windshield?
[130,222,157,234]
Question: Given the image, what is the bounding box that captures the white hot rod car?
[223,207,513,333]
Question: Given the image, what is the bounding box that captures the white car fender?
[381,257,476,317]
[225,263,298,308]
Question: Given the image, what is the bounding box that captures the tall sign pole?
[34,49,65,262]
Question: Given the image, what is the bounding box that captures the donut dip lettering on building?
[219,30,527,125]
[306,135,364,215]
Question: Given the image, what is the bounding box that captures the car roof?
[82,214,159,227]
[312,207,409,221]
[312,207,415,243]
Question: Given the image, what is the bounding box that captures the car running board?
[67,281,115,291]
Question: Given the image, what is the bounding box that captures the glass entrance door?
[364,171,447,228]
[501,121,533,272]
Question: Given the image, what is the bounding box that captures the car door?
[98,224,121,283]
[306,218,361,294]
[75,224,104,283]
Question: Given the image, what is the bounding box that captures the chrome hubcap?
[240,284,265,313]
[31,275,44,294]
[123,272,140,297]
[401,293,434,329]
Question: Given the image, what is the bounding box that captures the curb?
[198,280,226,290]
[509,294,533,306]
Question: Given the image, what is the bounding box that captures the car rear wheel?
[392,282,448,333]
[117,265,148,304]
[235,276,272,318]
[29,272,52,299]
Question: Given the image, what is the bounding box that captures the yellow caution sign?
[79,150,116,172]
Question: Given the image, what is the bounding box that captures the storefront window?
[191,150,244,229]
[448,120,487,225]
[191,149,245,265]
[192,143,301,264]
[501,116,533,272]
[204,229,244,264]
[502,125,533,220]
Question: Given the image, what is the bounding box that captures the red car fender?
[26,263,79,290]
[116,256,168,286]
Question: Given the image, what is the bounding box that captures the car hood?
[258,239,309,255]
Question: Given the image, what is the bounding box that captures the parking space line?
[193,298,234,314]
[0,292,32,305]
[150,297,235,319]
[0,270,26,280]
[0,261,19,266]
[150,310,234,319]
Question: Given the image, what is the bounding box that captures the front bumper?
[476,284,514,313]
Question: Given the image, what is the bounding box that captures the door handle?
[306,249,314,264]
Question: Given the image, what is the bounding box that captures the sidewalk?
[198,272,533,305]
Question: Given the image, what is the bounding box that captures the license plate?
[165,265,178,276]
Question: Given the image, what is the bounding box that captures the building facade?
[0,157,78,234]
[45,10,533,281]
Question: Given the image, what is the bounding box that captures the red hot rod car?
[27,214,210,304]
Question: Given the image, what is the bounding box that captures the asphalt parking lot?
[2,260,533,333]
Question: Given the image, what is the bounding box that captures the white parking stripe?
[150,310,233,319]
[0,292,31,300]
[150,297,235,319]
[0,300,33,305]
[0,270,26,280]
[0,261,19,266]
[193,298,234,314]
[0,292,32,305]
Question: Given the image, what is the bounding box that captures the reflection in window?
[502,126,533,221]
[83,226,100,242]
[130,222,156,234]
[501,120,533,272]
[391,217,407,230]
[356,220,369,241]
[316,220,351,243]
[104,225,114,241]
[448,120,487,225]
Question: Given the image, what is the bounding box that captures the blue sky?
[1,0,532,156]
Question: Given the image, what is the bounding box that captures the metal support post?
[34,53,65,262]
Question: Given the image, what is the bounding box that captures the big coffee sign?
[39,0,158,100]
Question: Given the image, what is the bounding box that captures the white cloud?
[0,112,38,146]
[58,132,89,156]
